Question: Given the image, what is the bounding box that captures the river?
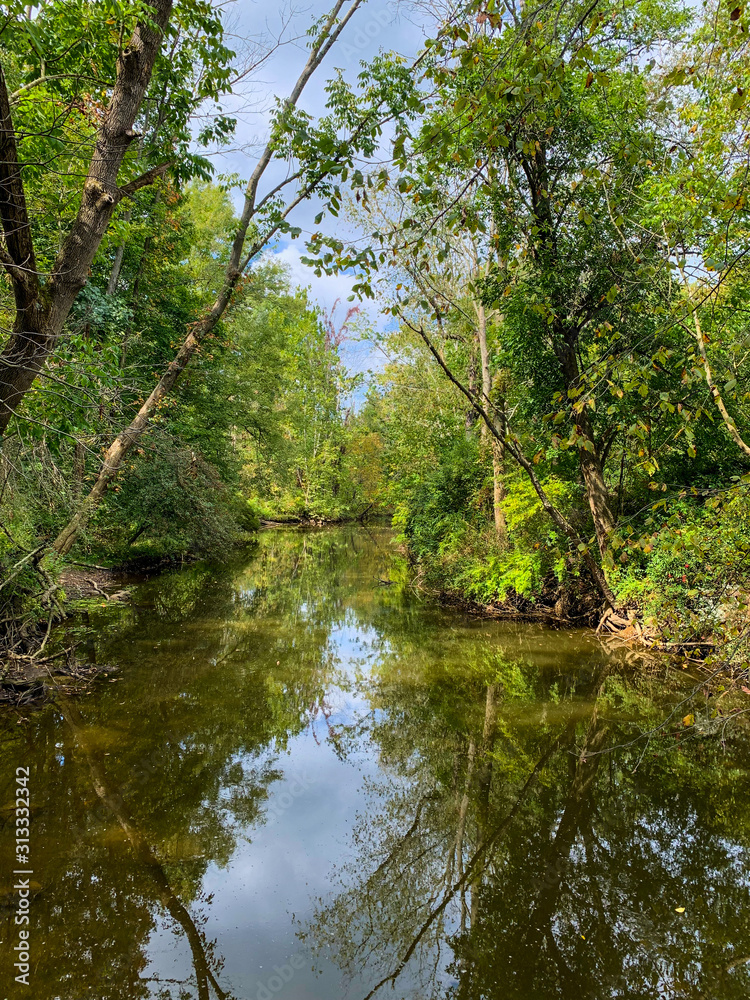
[1,527,749,999]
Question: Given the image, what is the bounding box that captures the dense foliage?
[307,0,750,658]
[0,0,748,663]
[0,182,373,562]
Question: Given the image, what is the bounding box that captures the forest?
[0,0,748,670]
[2,4,750,999]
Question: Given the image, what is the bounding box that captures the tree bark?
[555,335,616,557]
[520,143,617,557]
[578,436,616,556]
[492,439,507,538]
[475,302,508,543]
[0,58,44,424]
[465,343,479,432]
[0,0,174,435]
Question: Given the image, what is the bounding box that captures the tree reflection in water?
[0,528,747,1000]
[302,619,750,1000]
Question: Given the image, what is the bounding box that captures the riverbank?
[3,525,748,712]
[433,579,724,656]
[0,561,133,704]
[407,548,750,697]
[0,553,204,700]
[0,520,372,698]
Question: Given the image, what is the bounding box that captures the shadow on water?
[0,527,748,999]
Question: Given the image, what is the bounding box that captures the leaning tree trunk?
[52,310,216,555]
[50,0,366,557]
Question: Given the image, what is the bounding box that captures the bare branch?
[118,161,171,200]
[229,0,367,271]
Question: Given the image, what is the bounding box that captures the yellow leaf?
[682,714,694,727]
[675,907,686,913]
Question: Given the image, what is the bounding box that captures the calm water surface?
[1,528,749,1000]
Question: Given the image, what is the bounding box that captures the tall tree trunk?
[522,143,617,558]
[578,432,616,557]
[0,0,173,435]
[556,337,616,557]
[465,343,479,432]
[492,440,507,538]
[475,302,507,543]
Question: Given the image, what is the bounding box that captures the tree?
[0,0,179,432]
[309,0,692,606]
[49,0,418,556]
[644,0,750,460]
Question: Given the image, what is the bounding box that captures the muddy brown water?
[0,527,749,999]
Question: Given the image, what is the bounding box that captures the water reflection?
[0,528,747,1000]
[304,622,750,1000]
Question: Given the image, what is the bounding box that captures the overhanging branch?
[118,161,171,200]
